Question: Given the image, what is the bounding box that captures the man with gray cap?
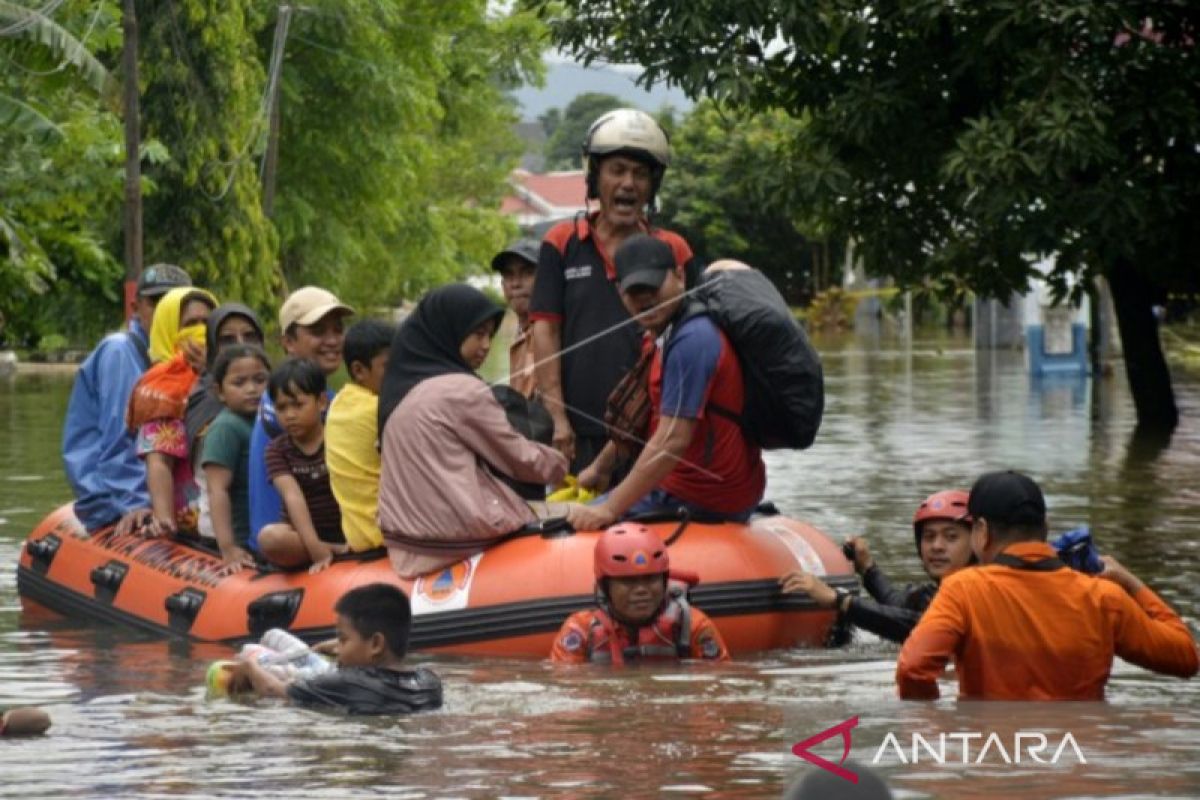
[565,234,765,530]
[62,264,193,532]
[244,286,353,566]
[492,238,540,398]
[897,470,1197,700]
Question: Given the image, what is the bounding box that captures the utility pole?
[121,0,142,324]
[261,4,292,217]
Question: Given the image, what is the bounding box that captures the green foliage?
[1,0,542,346]
[541,90,625,169]
[270,0,543,311]
[0,0,115,96]
[0,0,125,346]
[137,0,278,310]
[806,287,856,331]
[655,101,840,303]
[532,0,1200,304]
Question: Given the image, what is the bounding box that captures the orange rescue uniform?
[896,542,1198,700]
[550,602,730,665]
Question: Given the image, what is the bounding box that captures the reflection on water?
[2,334,1199,799]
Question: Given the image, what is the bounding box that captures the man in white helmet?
[529,108,696,474]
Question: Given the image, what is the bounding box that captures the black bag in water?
[491,385,554,500]
[690,267,824,450]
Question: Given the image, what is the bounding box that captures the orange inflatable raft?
[17,503,856,657]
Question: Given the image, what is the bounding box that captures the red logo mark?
[791,716,859,784]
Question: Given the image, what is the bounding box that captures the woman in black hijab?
[185,303,265,451]
[376,284,568,579]
[377,284,507,432]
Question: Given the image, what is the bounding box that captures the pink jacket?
[378,373,568,578]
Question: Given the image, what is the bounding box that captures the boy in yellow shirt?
[326,319,394,551]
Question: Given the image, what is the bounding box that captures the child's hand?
[218,543,256,574]
[224,661,254,695]
[145,514,177,538]
[312,637,339,657]
[308,542,348,574]
[115,508,152,536]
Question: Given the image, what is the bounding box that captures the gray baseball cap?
[491,239,541,271]
[136,263,192,298]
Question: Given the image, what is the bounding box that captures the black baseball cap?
[491,239,541,271]
[967,470,1046,526]
[614,233,674,292]
[136,263,192,298]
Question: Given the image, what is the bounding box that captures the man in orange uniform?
[550,523,730,665]
[897,470,1198,700]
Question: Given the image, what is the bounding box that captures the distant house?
[501,169,590,236]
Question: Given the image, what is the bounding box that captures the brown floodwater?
[1,331,1198,799]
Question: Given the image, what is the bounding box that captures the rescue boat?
[17,503,856,657]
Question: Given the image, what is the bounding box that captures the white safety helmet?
[581,108,671,202]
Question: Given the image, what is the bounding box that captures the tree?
[532,0,1200,435]
[136,0,278,310]
[266,0,543,309]
[656,101,840,304]
[0,0,125,346]
[541,90,625,169]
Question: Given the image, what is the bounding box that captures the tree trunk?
[1107,257,1178,435]
[121,0,142,324]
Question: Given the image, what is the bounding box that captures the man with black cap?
[62,264,193,532]
[896,470,1197,700]
[491,238,540,398]
[565,234,765,530]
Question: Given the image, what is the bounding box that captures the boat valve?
[247,589,304,639]
[165,587,207,634]
[26,535,62,575]
[89,560,130,604]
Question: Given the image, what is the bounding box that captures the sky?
[512,55,694,121]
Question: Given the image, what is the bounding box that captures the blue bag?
[1052,526,1103,574]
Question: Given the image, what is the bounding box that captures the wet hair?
[268,357,326,402]
[343,319,395,372]
[782,760,893,800]
[211,344,270,387]
[335,583,412,659]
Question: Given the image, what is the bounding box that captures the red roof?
[500,195,538,215]
[517,171,586,209]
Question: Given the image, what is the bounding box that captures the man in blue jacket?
[61,264,192,532]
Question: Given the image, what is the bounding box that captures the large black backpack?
[683,267,824,450]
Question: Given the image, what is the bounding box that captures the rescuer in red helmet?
[780,489,975,643]
[550,523,730,664]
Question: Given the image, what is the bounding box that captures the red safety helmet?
[912,489,971,549]
[594,523,669,581]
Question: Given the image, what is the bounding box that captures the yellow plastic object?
[546,475,597,504]
[205,660,236,698]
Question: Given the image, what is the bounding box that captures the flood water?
[2,331,1198,799]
